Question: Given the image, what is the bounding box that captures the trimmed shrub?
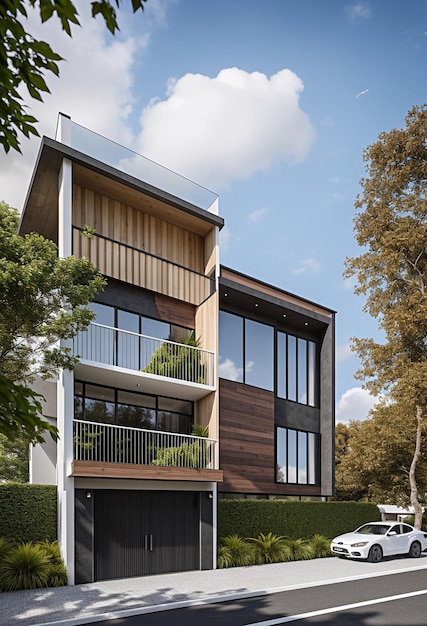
[218,500,380,540]
[0,484,57,543]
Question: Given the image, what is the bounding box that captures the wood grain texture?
[219,379,320,496]
[71,460,223,482]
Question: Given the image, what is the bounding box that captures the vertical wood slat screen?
[73,227,214,307]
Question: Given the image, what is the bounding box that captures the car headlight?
[351,541,369,547]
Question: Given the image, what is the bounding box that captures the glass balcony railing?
[74,323,215,387]
[58,116,218,212]
[73,420,218,469]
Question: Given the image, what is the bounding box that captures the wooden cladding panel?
[72,183,205,274]
[219,379,321,496]
[71,460,223,483]
[154,294,195,329]
[72,183,215,305]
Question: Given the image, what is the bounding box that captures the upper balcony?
[73,226,215,307]
[74,322,215,401]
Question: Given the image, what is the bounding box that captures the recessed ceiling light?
[283,314,287,318]
[304,322,309,326]
[224,293,228,296]
[254,303,259,307]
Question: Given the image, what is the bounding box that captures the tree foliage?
[335,405,427,505]
[0,200,106,441]
[0,429,31,482]
[0,0,147,153]
[344,104,427,527]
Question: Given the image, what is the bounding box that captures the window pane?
[219,311,243,382]
[89,303,115,364]
[308,341,316,407]
[158,397,192,415]
[298,431,307,484]
[298,338,307,404]
[142,317,170,340]
[276,427,286,483]
[117,404,156,429]
[84,399,115,423]
[288,429,297,483]
[245,319,274,391]
[90,302,114,326]
[287,335,297,401]
[308,432,317,484]
[141,317,171,369]
[117,310,140,369]
[277,332,287,399]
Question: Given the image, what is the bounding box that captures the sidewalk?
[1,555,427,626]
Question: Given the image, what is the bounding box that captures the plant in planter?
[143,332,206,383]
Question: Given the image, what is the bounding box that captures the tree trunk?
[409,405,423,529]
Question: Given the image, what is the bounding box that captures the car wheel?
[409,541,421,558]
[367,544,383,563]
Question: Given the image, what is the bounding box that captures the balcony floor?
[74,360,215,400]
[71,460,223,482]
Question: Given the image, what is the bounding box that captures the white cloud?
[248,208,267,223]
[336,343,354,364]
[291,257,321,275]
[336,386,378,424]
[0,1,145,211]
[346,4,372,20]
[218,358,243,381]
[136,68,316,190]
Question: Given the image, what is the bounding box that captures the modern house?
[19,114,335,585]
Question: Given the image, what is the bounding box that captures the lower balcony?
[71,419,223,482]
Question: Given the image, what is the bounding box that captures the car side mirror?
[388,531,397,536]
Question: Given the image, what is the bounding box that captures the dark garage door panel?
[94,490,200,581]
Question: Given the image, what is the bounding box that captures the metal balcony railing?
[74,322,215,386]
[73,420,218,469]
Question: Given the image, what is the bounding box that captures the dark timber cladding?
[219,379,321,496]
[219,379,275,494]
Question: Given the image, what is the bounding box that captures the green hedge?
[0,484,57,543]
[218,500,380,539]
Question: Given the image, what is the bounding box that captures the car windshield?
[356,524,390,535]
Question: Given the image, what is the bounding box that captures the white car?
[331,521,427,563]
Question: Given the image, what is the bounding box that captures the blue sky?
[1,0,426,423]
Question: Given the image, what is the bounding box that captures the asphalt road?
[87,569,427,626]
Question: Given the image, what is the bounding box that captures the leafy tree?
[335,406,427,505]
[1,0,147,153]
[344,104,427,528]
[334,421,368,502]
[0,201,106,442]
[0,430,30,482]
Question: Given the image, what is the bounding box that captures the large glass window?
[287,335,297,402]
[88,302,193,371]
[219,311,243,382]
[245,319,274,391]
[75,382,193,435]
[277,333,318,408]
[276,427,319,485]
[298,338,307,404]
